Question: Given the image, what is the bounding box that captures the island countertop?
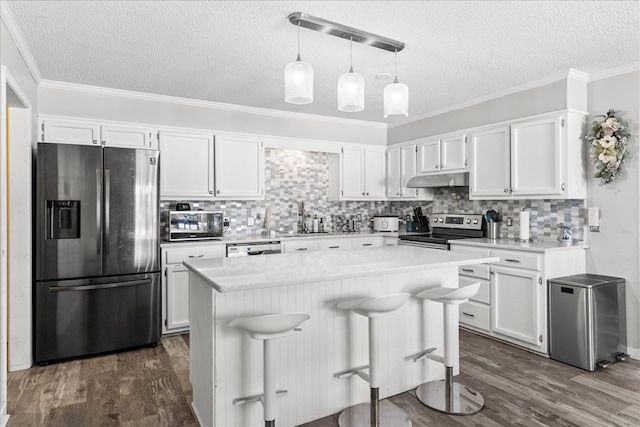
[183,245,499,293]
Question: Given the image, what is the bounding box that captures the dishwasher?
[226,241,282,257]
[548,274,628,371]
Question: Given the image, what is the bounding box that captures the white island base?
[186,247,498,426]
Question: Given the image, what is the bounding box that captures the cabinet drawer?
[460,277,490,304]
[459,301,490,331]
[352,236,383,248]
[458,264,490,280]
[283,240,318,253]
[318,239,352,251]
[491,249,541,270]
[165,245,225,264]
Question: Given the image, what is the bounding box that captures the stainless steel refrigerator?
[35,143,161,364]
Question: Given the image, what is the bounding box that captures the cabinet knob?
[101,141,106,146]
[366,192,369,196]
[435,164,440,169]
[504,188,509,193]
[208,190,214,194]
[93,140,98,145]
[362,192,365,196]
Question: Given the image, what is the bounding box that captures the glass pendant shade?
[338,67,365,112]
[285,55,314,104]
[384,77,409,117]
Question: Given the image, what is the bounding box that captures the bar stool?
[229,312,310,427]
[413,283,484,415]
[335,293,412,427]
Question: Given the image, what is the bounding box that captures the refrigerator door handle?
[104,168,111,255]
[96,168,102,256]
[49,278,151,292]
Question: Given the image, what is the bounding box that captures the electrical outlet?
[247,217,255,226]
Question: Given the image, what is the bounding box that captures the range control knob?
[466,219,471,224]
[439,218,444,223]
[473,219,479,224]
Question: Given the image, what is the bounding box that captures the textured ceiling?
[4,1,640,124]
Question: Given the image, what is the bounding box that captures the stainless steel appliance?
[35,143,161,364]
[163,210,223,241]
[226,241,282,257]
[549,274,628,371]
[399,213,485,250]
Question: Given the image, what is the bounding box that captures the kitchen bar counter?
[451,238,588,253]
[186,246,498,426]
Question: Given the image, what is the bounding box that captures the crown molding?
[588,62,640,82]
[0,0,42,84]
[39,80,388,129]
[388,69,584,129]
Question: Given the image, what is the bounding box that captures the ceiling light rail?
[288,12,405,53]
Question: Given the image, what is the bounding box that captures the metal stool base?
[416,381,484,415]
[338,400,412,427]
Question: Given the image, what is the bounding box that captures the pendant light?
[337,37,364,112]
[384,49,409,117]
[284,22,313,104]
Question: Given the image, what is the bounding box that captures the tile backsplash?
[161,148,584,242]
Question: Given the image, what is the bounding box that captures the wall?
[388,79,569,144]
[585,70,640,357]
[1,15,39,374]
[38,85,387,146]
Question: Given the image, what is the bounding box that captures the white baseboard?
[626,345,640,361]
[9,361,32,372]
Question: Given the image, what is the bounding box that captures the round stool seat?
[337,293,410,317]
[416,283,481,305]
[229,312,310,340]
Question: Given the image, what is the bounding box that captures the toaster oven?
[163,210,224,241]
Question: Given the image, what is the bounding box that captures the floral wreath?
[587,109,631,186]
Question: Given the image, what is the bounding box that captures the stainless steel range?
[399,213,486,250]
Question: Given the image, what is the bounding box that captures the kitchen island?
[184,246,498,427]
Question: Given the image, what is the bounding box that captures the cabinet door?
[159,130,214,199]
[511,116,563,196]
[386,147,402,198]
[441,134,466,171]
[341,147,365,198]
[214,134,264,199]
[491,265,542,348]
[469,126,511,198]
[101,124,155,149]
[364,148,386,198]
[165,264,191,332]
[400,144,418,199]
[42,119,101,145]
[417,138,441,174]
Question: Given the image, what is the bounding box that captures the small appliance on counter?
[163,210,224,241]
[373,214,400,232]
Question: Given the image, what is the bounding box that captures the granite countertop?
[450,238,588,253]
[184,245,499,293]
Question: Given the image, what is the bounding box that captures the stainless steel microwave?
[163,211,223,241]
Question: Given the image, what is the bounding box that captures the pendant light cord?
[296,22,302,61]
[394,49,399,84]
[349,36,354,73]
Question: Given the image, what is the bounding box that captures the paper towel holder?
[515,208,532,242]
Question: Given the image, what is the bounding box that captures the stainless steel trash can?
[548,274,627,371]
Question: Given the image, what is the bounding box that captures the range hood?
[406,173,469,188]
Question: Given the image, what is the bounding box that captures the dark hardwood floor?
[7,330,640,426]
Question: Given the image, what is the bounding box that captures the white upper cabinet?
[335,146,386,200]
[41,118,156,149]
[214,134,264,199]
[159,130,214,199]
[470,126,511,198]
[417,133,466,174]
[387,144,434,200]
[469,112,585,200]
[510,116,563,197]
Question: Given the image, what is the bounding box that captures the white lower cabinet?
[162,244,226,334]
[317,238,352,251]
[351,236,384,248]
[451,243,586,354]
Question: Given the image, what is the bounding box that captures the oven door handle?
[49,279,151,292]
[398,240,448,250]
